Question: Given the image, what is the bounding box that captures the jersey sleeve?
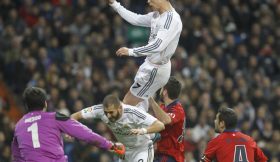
[201,137,219,162]
[110,1,153,27]
[254,141,268,162]
[55,113,112,150]
[11,136,24,162]
[81,104,103,119]
[129,12,182,57]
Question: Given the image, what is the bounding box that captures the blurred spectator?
[0,0,280,161]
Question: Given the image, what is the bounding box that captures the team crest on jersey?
[149,33,157,41]
[83,107,93,113]
[114,127,131,135]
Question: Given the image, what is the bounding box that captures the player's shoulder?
[237,132,255,142]
[123,104,147,119]
[92,104,104,110]
[160,9,180,21]
[150,11,159,18]
[173,102,184,110]
[123,104,147,113]
[208,133,225,145]
[55,112,70,121]
[83,104,104,114]
[14,116,25,131]
[169,101,184,111]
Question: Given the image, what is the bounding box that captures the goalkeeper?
[11,87,125,162]
[71,94,165,162]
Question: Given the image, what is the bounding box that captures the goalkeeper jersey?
[12,111,112,162]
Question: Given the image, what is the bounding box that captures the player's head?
[147,0,169,11]
[160,76,182,100]
[214,107,238,133]
[23,87,47,112]
[102,94,122,122]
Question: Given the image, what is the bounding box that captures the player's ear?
[165,89,170,99]
[163,89,168,96]
[43,101,47,111]
[220,120,226,129]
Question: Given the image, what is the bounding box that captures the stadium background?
[0,0,280,161]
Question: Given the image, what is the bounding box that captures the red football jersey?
[157,100,185,162]
[201,130,268,162]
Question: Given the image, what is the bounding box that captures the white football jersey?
[110,1,182,65]
[81,104,157,148]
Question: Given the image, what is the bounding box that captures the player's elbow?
[153,45,165,53]
[158,121,165,131]
[163,117,172,125]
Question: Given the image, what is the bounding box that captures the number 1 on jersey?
[27,122,40,148]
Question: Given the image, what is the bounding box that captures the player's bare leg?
[136,99,149,112]
[123,90,143,106]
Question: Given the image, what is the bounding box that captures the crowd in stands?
[0,0,280,161]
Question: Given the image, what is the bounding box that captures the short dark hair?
[23,87,47,112]
[218,108,237,130]
[102,94,121,109]
[164,76,182,99]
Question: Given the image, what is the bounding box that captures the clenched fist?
[116,47,129,56]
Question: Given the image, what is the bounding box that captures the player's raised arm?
[149,97,171,124]
[71,104,103,120]
[56,112,125,155]
[108,0,153,27]
[56,112,111,148]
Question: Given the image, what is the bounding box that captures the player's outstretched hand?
[106,0,115,4]
[110,142,125,159]
[116,47,129,56]
[130,128,147,135]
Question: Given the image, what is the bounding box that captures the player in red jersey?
[200,107,268,162]
[149,76,185,162]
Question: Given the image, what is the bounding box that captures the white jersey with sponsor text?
[81,104,157,149]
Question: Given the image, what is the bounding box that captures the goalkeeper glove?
[110,142,125,158]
